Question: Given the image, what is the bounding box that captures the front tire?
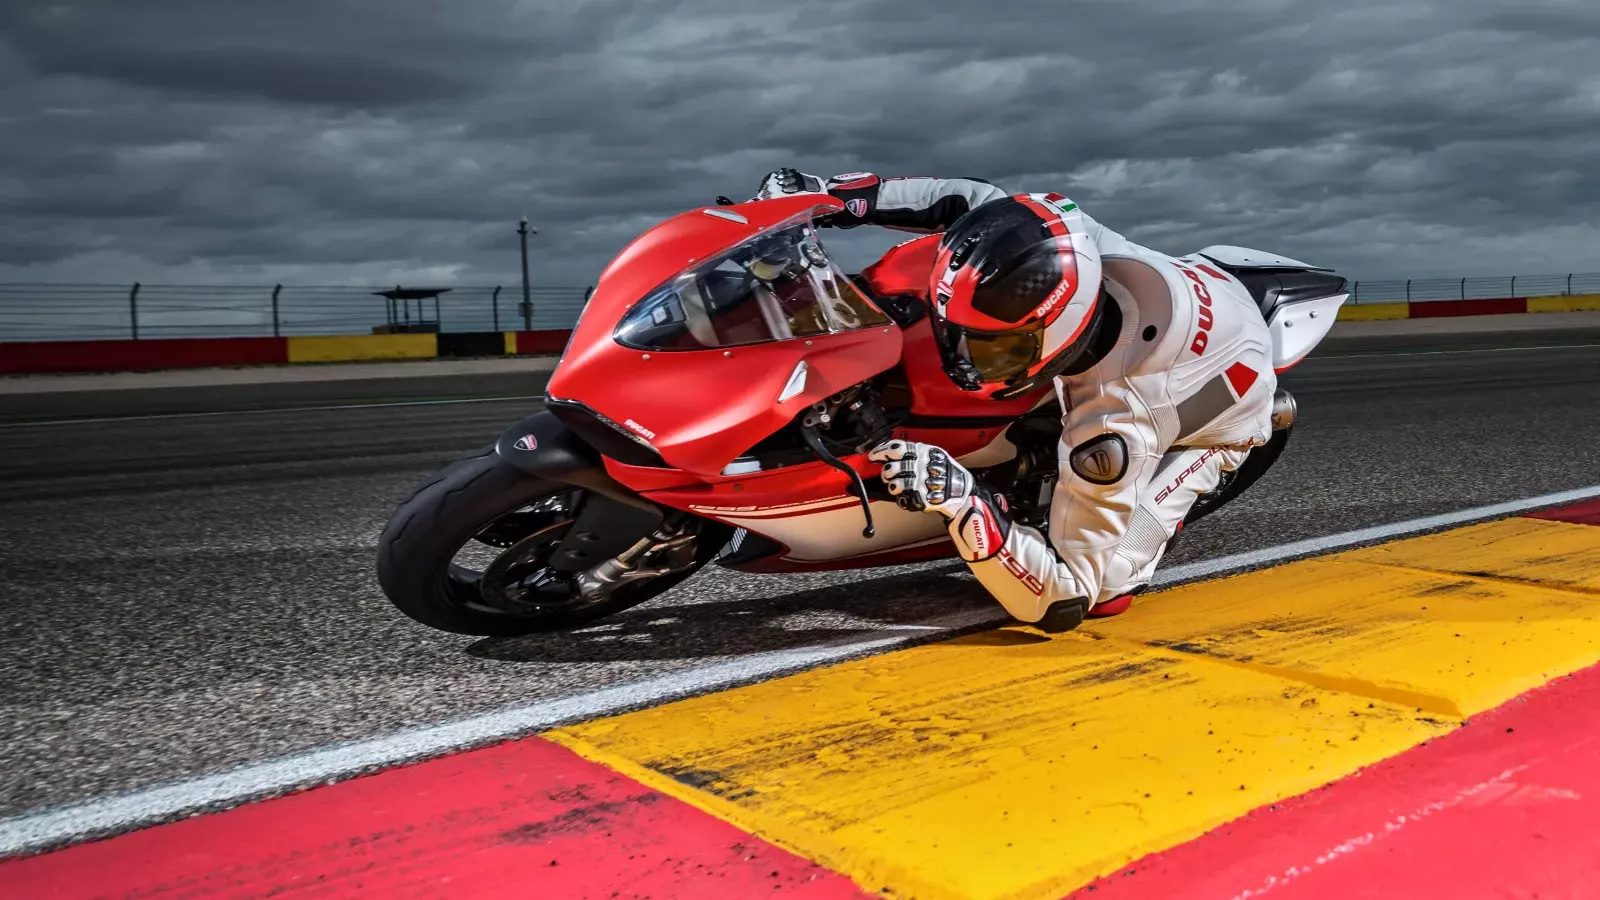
[375,446,711,635]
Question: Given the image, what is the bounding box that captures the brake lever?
[800,423,876,539]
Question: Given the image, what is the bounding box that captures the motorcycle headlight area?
[614,216,888,352]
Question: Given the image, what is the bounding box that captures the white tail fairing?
[1267,292,1348,372]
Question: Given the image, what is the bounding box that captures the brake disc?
[477,521,579,610]
[473,493,575,548]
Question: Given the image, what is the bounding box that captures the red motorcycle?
[376,194,1346,634]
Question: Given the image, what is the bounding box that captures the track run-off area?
[2,313,1599,897]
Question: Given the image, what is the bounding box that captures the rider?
[755,168,1280,633]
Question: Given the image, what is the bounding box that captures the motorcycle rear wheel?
[1183,427,1291,526]
[375,446,715,636]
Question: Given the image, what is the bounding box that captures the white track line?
[3,482,1599,858]
[1316,342,1600,360]
[0,395,547,429]
[1155,483,1600,583]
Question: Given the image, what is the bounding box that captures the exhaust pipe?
[1270,388,1297,432]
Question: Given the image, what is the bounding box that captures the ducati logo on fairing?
[513,434,538,451]
[624,418,658,440]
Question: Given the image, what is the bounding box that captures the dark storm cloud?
[2,0,1598,288]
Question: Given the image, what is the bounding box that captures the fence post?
[1568,273,1574,295]
[271,284,282,337]
[1460,277,1466,300]
[1352,281,1359,303]
[1510,275,1517,297]
[129,282,141,339]
[1405,279,1411,302]
[491,286,502,331]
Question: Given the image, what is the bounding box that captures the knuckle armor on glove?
[869,439,1008,563]
[756,167,825,200]
[869,440,972,518]
[755,169,885,229]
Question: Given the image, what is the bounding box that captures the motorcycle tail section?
[1267,291,1347,372]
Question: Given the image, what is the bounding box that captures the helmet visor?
[959,325,1043,384]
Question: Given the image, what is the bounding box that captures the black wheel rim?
[446,490,589,615]
[474,520,592,613]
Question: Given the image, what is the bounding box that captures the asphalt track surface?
[2,323,1598,828]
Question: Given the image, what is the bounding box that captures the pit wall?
[3,294,1598,375]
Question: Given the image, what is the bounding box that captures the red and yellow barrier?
[0,336,288,374]
[1337,292,1600,321]
[1528,292,1600,313]
[0,329,575,374]
[1335,301,1408,321]
[284,333,436,363]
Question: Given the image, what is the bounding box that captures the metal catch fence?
[1348,273,1600,303]
[0,284,590,341]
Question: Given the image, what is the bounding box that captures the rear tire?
[1183,427,1291,527]
[375,446,712,636]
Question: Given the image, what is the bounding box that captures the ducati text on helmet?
[929,193,1105,395]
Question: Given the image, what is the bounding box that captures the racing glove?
[755,168,827,200]
[869,439,1010,563]
[754,168,882,228]
[871,438,1099,634]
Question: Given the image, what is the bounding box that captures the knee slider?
[1034,597,1091,634]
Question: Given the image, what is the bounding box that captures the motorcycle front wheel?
[375,446,718,636]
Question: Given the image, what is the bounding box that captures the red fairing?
[561,326,900,476]
[547,194,1053,569]
[547,196,903,477]
[622,454,877,523]
[860,234,942,296]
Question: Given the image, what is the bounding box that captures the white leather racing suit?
[823,173,1279,630]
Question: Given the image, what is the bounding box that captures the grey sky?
[2,0,1598,288]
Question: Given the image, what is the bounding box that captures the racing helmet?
[929,193,1107,396]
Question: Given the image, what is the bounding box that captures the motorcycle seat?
[1201,262,1348,323]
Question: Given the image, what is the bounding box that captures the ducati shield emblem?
[513,434,539,452]
[846,198,868,217]
[1070,434,1128,485]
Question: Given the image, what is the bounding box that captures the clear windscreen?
[615,214,890,351]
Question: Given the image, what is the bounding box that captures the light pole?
[517,216,538,331]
